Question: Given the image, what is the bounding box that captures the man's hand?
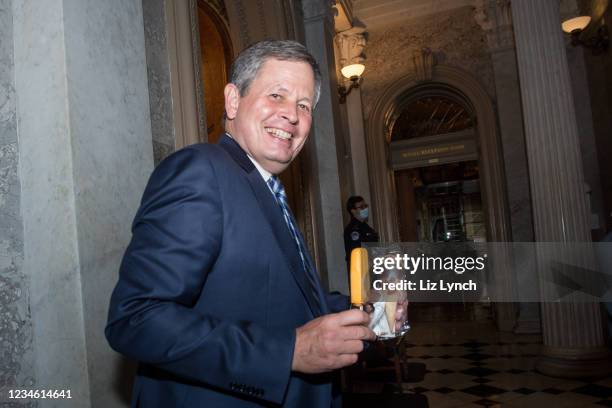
[394,299,409,332]
[292,309,376,374]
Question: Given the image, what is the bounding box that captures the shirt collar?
[225,132,272,182]
[248,155,272,182]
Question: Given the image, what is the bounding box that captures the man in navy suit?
[105,40,389,407]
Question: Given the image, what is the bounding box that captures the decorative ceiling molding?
[352,0,473,30]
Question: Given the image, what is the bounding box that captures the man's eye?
[298,103,311,112]
[270,93,281,99]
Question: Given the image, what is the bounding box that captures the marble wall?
[63,0,154,405]
[0,0,36,402]
[13,0,91,404]
[12,0,154,406]
[361,6,496,119]
[143,0,176,165]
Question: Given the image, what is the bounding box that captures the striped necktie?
[267,176,321,310]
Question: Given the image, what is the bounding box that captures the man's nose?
[280,102,298,124]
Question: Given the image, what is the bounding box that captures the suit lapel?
[218,135,322,316]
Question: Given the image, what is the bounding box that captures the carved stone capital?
[334,26,366,67]
[473,0,515,52]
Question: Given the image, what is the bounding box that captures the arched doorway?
[391,88,490,322]
[366,66,516,329]
[366,66,510,243]
[390,90,485,244]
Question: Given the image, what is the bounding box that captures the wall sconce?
[338,63,365,103]
[562,16,609,55]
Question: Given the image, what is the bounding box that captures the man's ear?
[224,83,240,120]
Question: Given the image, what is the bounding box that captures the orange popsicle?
[350,248,370,306]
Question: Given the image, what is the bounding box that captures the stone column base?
[536,346,611,378]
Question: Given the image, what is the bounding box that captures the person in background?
[344,196,380,273]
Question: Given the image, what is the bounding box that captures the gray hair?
[229,40,322,107]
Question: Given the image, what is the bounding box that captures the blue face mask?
[359,208,369,220]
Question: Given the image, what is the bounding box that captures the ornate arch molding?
[366,65,512,243]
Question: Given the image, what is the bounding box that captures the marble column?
[13,0,154,405]
[301,0,349,293]
[335,28,372,206]
[475,0,540,333]
[346,88,371,205]
[511,0,610,377]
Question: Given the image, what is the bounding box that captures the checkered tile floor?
[346,305,612,407]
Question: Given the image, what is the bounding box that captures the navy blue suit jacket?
[106,135,348,407]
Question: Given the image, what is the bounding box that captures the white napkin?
[368,301,395,338]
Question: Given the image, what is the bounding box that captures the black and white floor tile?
[345,304,612,407]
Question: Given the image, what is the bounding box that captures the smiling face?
[224,58,315,175]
